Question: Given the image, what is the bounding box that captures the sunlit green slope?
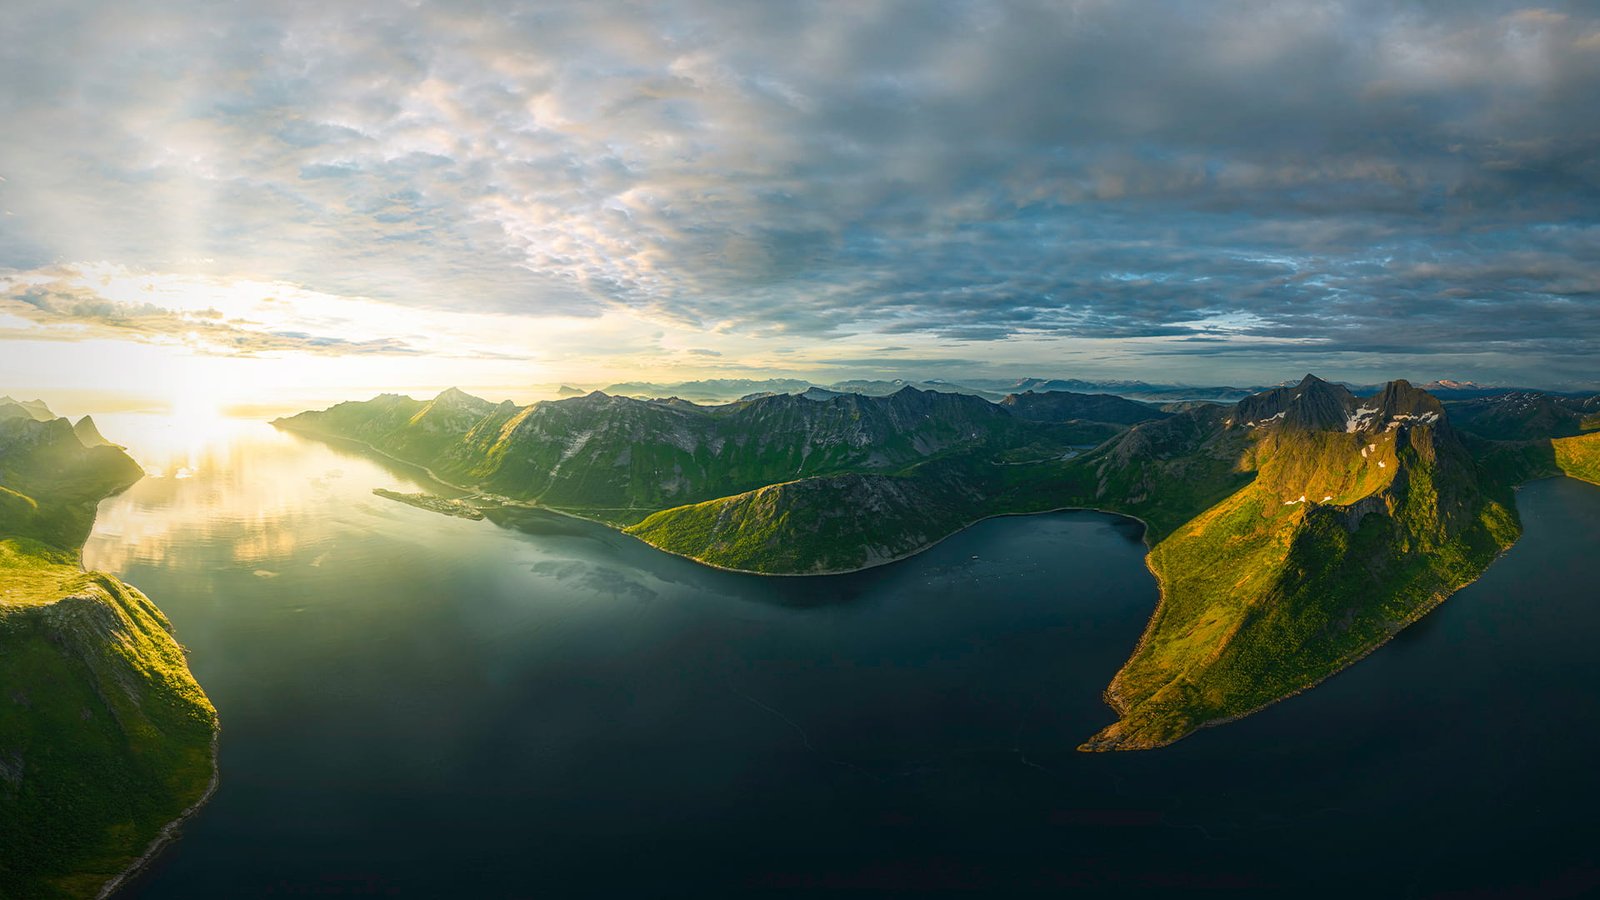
[626,462,988,574]
[0,408,217,900]
[1080,380,1521,748]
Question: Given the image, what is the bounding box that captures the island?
[0,398,218,899]
[276,378,1600,750]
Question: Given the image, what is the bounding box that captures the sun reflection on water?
[82,412,402,574]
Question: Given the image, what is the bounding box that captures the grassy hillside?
[1082,419,1519,749]
[626,465,987,574]
[1553,431,1600,485]
[0,407,217,899]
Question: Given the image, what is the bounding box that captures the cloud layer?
[2,1,1597,384]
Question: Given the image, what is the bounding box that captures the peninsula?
[372,488,486,520]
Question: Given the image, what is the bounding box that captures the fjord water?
[84,415,1600,898]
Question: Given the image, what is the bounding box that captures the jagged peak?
[799,386,842,401]
[1231,376,1354,432]
[72,415,113,448]
[1369,379,1445,418]
[423,387,497,416]
[0,396,57,422]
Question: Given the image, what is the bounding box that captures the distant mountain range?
[593,376,1257,403]
[277,377,1600,751]
[586,375,1593,406]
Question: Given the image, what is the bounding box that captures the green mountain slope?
[1554,430,1600,483]
[627,468,985,574]
[278,386,1036,521]
[0,407,217,899]
[998,389,1169,426]
[1081,380,1520,749]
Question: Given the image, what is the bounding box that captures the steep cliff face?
[0,405,217,900]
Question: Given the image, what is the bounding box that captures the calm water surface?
[83,414,1600,898]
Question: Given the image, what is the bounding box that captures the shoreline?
[96,729,221,900]
[1084,489,1533,752]
[278,423,1157,580]
[83,480,223,899]
[626,504,1154,579]
[273,425,638,531]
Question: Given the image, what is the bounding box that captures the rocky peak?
[72,416,113,448]
[1231,374,1355,432]
[423,388,497,420]
[0,397,57,423]
[1370,380,1445,420]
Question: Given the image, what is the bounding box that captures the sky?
[2,0,1598,413]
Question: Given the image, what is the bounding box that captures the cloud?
[1,279,421,357]
[0,1,1597,384]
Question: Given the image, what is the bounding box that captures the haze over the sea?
[2,1,1598,412]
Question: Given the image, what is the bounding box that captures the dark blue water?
[85,417,1600,897]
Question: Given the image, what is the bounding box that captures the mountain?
[598,378,1009,403]
[600,378,815,402]
[999,390,1169,426]
[285,376,1600,751]
[277,386,1034,521]
[556,384,586,397]
[0,404,216,899]
[971,378,1258,403]
[1077,377,1514,749]
[70,415,113,448]
[1444,391,1600,441]
[823,379,1004,401]
[0,396,57,423]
